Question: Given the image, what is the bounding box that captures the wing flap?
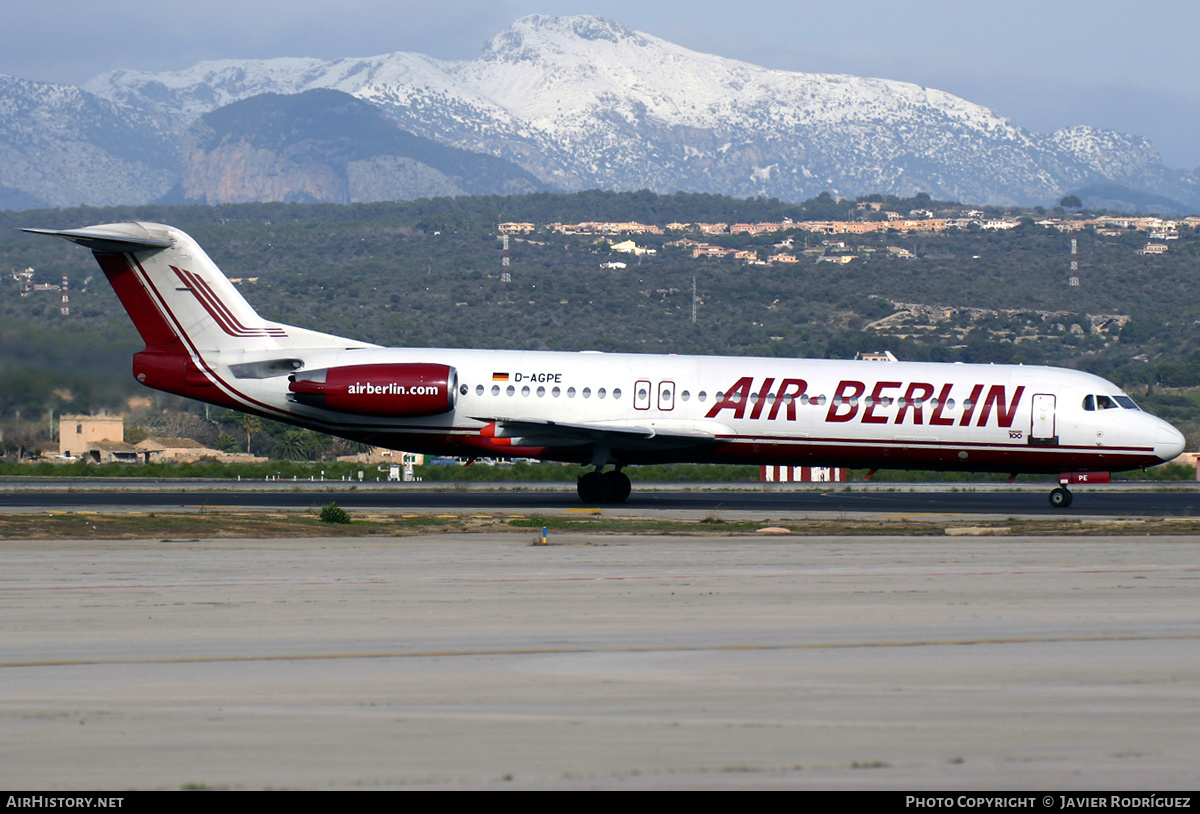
[475,416,724,450]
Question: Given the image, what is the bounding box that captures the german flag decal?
[492,372,510,381]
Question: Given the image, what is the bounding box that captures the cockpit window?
[1085,394,1138,411]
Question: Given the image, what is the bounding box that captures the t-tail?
[23,222,368,404]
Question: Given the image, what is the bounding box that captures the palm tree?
[275,428,318,461]
[224,411,263,454]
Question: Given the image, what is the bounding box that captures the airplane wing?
[474,416,727,450]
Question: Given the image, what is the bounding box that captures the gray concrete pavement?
[1,533,1197,789]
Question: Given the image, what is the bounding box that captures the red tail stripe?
[175,265,286,337]
[188,271,286,336]
[176,267,243,336]
[171,265,287,338]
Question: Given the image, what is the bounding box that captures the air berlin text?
[347,382,441,396]
[705,377,1025,428]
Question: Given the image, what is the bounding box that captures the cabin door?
[1030,393,1058,445]
[657,380,676,411]
[634,380,652,410]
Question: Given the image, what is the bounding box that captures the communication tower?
[1068,238,1079,291]
[500,234,511,287]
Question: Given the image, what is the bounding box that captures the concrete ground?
[1,532,1197,789]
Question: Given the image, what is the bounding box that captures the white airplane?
[26,221,1187,507]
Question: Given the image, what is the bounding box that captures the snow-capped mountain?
[3,15,1196,210]
[0,75,178,208]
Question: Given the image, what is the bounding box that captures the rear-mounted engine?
[288,363,457,417]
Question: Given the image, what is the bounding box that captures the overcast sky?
[5,0,1198,168]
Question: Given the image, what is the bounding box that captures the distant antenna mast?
[60,274,69,317]
[691,276,697,324]
[1068,238,1080,291]
[501,233,511,287]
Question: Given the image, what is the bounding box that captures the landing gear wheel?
[1049,486,1073,509]
[605,470,632,503]
[577,470,612,504]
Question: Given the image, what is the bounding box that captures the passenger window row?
[460,385,1015,412]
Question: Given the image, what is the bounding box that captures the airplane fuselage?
[202,344,1177,475]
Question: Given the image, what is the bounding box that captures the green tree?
[224,411,263,454]
[274,428,319,461]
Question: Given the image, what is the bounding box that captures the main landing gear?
[577,468,632,504]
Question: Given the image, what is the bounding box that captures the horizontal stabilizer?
[21,226,173,254]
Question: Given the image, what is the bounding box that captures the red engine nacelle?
[288,363,458,417]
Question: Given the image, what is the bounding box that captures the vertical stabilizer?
[23,222,367,403]
[25,222,291,355]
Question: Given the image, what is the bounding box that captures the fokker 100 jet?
[25,222,1186,507]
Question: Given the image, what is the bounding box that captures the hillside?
[175,89,547,204]
[0,75,178,208]
[4,190,1199,378]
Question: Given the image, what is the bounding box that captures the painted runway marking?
[4,633,1199,669]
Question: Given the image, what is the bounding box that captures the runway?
[4,479,1200,517]
[2,532,1198,789]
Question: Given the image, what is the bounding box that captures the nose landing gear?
[1049,486,1073,508]
[1050,472,1110,509]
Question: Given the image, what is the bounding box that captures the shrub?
[319,502,351,524]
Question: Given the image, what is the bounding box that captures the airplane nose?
[1154,423,1186,462]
